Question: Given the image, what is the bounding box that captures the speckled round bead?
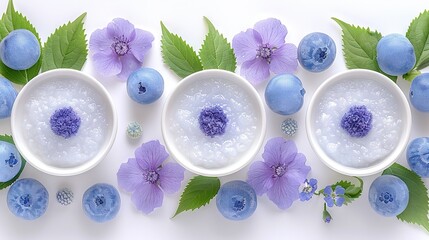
[56,188,74,206]
[126,121,143,139]
[281,118,298,137]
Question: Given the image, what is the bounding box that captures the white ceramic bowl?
[162,70,266,177]
[11,69,117,176]
[306,69,411,176]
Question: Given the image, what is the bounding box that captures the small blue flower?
[50,107,81,139]
[340,105,372,138]
[324,185,345,207]
[198,105,228,138]
[299,178,317,201]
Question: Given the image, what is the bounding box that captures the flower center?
[138,82,146,94]
[94,195,106,207]
[232,195,246,212]
[111,35,130,56]
[50,107,81,139]
[198,105,229,138]
[273,164,286,178]
[340,105,373,138]
[257,44,277,63]
[378,192,394,204]
[5,153,17,167]
[145,170,159,184]
[19,194,32,208]
[303,183,313,194]
[315,47,328,63]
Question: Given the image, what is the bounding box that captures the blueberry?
[216,180,257,221]
[406,137,429,177]
[0,77,17,119]
[127,68,164,104]
[410,73,429,112]
[297,32,336,72]
[0,141,22,182]
[376,34,416,76]
[368,175,409,217]
[0,29,41,70]
[265,74,306,115]
[82,183,121,223]
[7,178,49,220]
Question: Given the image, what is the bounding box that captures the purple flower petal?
[130,29,154,62]
[324,196,334,207]
[324,186,332,195]
[232,29,262,64]
[117,158,144,192]
[335,186,345,195]
[158,163,184,194]
[89,28,114,55]
[131,182,163,214]
[92,52,122,76]
[284,153,311,184]
[267,177,300,209]
[247,161,274,195]
[135,140,169,171]
[117,53,142,80]
[240,58,270,85]
[107,18,136,41]
[269,43,298,74]
[336,197,345,207]
[253,18,287,47]
[262,137,297,166]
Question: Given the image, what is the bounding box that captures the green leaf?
[406,10,429,70]
[173,175,220,218]
[160,21,203,78]
[332,18,396,81]
[41,13,87,72]
[0,135,26,190]
[330,177,363,205]
[0,0,42,85]
[199,17,236,72]
[403,69,421,81]
[383,163,429,232]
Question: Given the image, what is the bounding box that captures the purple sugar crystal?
[198,106,228,138]
[340,105,373,138]
[50,107,81,139]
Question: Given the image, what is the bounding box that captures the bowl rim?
[161,69,266,177]
[11,68,118,176]
[305,69,412,176]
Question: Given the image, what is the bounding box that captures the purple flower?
[299,178,318,201]
[232,18,298,85]
[89,18,154,80]
[340,105,373,138]
[117,140,185,214]
[50,107,81,139]
[324,185,345,207]
[247,137,311,209]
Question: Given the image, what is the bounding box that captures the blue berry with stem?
[0,141,22,182]
[7,178,49,220]
[406,137,429,177]
[376,34,416,76]
[127,68,164,104]
[82,183,121,223]
[0,29,41,70]
[298,32,336,72]
[368,175,409,217]
[281,118,298,137]
[0,77,17,119]
[57,188,74,206]
[265,74,306,115]
[216,180,257,221]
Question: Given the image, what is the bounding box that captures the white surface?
[0,0,428,239]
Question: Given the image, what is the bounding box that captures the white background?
[0,0,428,239]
